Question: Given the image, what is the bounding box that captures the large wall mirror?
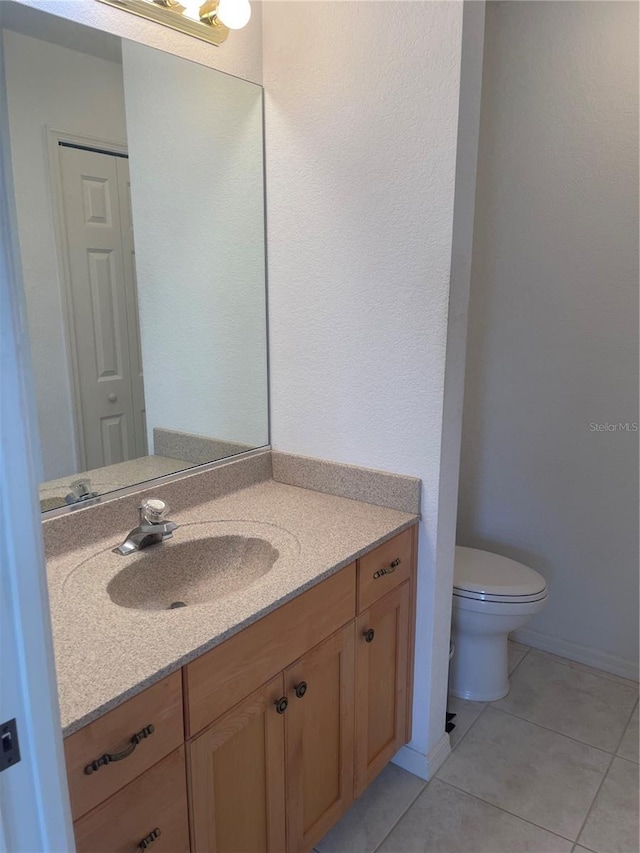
[0,2,268,512]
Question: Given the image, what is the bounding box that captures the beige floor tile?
[508,640,530,674]
[377,778,573,853]
[578,757,640,853]
[437,707,610,840]
[533,651,639,688]
[494,652,638,752]
[616,704,639,763]
[447,696,486,750]
[315,763,425,853]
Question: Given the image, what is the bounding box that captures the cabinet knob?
[274,696,288,714]
[138,828,161,850]
[363,628,375,643]
[107,392,118,402]
[294,681,307,699]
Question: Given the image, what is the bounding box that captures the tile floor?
[316,642,639,853]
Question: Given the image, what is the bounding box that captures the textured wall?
[263,1,468,766]
[458,1,639,676]
[12,0,263,84]
[3,29,128,479]
[123,41,268,449]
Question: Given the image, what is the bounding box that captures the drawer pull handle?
[139,828,161,850]
[363,628,375,643]
[84,724,155,775]
[294,681,307,699]
[274,697,288,714]
[373,558,401,580]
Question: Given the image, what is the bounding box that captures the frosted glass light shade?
[216,0,251,29]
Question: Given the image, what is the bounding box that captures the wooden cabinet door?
[285,623,355,853]
[355,582,410,797]
[188,674,286,853]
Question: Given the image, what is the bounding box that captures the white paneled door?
[59,144,147,470]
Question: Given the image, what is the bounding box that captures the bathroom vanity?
[43,454,420,853]
[3,6,422,850]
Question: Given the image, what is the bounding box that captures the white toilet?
[450,546,548,701]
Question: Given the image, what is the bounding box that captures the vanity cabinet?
[64,525,417,853]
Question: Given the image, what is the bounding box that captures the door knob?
[108,393,117,402]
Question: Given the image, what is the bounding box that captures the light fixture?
[95,0,251,46]
[216,0,251,29]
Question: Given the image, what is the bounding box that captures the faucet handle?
[140,498,170,524]
[65,478,97,505]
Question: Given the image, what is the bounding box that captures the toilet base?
[449,594,548,703]
[449,628,511,702]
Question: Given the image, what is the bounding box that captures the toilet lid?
[454,546,547,598]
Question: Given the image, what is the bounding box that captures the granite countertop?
[47,479,417,737]
[39,455,192,510]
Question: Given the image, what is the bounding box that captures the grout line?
[442,642,531,760]
[442,692,637,850]
[487,705,622,755]
[371,648,636,853]
[370,777,429,853]
[612,753,640,768]
[508,642,531,677]
[567,694,636,851]
[447,701,489,755]
[527,648,639,689]
[571,749,616,847]
[615,696,639,749]
[435,777,577,843]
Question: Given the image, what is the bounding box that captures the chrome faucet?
[65,477,98,505]
[113,498,178,556]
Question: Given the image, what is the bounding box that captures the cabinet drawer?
[185,563,356,736]
[65,671,184,820]
[74,746,189,853]
[357,527,414,612]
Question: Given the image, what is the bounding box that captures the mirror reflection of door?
[58,142,147,470]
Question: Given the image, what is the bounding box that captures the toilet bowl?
[450,547,548,702]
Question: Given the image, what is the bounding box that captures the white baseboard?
[512,627,639,682]
[392,733,451,781]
